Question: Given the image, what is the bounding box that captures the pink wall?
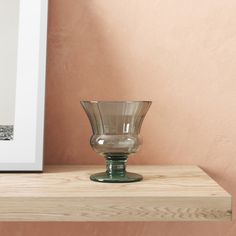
[1,0,235,235]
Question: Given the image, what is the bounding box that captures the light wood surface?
[0,165,231,222]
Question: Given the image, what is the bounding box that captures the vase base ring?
[90,172,143,183]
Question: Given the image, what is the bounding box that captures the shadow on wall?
[45,1,134,164]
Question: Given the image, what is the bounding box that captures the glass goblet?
[81,101,152,183]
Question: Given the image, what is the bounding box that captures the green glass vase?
[81,101,152,183]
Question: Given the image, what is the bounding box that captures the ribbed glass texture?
[81,101,152,183]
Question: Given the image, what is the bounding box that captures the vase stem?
[105,156,127,177]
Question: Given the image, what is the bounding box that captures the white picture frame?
[0,0,48,171]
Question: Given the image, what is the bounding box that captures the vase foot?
[90,172,143,183]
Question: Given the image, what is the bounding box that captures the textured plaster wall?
[1,0,236,235]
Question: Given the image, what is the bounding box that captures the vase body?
[81,101,152,183]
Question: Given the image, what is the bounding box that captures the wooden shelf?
[0,165,231,222]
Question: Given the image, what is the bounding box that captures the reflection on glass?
[81,101,152,183]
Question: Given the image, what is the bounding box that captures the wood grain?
[0,165,231,221]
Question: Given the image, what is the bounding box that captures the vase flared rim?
[80,101,152,104]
